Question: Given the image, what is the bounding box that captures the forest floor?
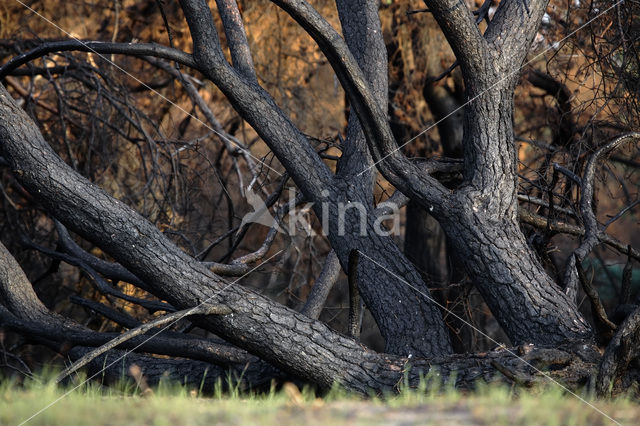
[1,374,638,425]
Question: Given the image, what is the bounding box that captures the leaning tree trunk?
[2,83,587,393]
[0,83,454,393]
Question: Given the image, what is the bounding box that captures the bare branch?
[270,0,450,208]
[300,250,341,319]
[70,295,140,329]
[517,194,577,217]
[145,57,251,158]
[575,263,616,339]
[180,0,332,201]
[0,41,198,80]
[603,200,640,230]
[563,133,640,301]
[54,221,146,289]
[20,231,174,313]
[56,303,232,383]
[215,0,257,82]
[552,163,582,185]
[0,241,250,373]
[519,208,640,262]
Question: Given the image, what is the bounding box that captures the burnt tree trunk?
[1,0,616,395]
[437,66,590,345]
[1,87,599,393]
[0,83,450,393]
[271,0,593,346]
[178,0,452,358]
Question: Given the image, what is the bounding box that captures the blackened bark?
[0,84,447,390]
[270,0,592,345]
[300,250,340,319]
[334,0,386,184]
[1,3,453,358]
[0,178,603,394]
[215,0,256,80]
[331,0,450,356]
[436,77,591,345]
[68,348,231,392]
[180,0,452,357]
[0,41,197,80]
[321,180,452,357]
[597,305,640,395]
[405,205,447,286]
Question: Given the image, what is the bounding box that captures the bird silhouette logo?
[239,186,285,234]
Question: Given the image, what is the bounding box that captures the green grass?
[1,372,638,425]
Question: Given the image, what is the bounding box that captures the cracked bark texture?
[439,73,591,344]
[271,0,592,346]
[0,0,611,393]
[179,0,451,358]
[0,83,446,392]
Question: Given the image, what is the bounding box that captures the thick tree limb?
[65,346,228,392]
[484,0,548,64]
[422,0,487,76]
[215,0,257,82]
[0,231,601,393]
[0,82,413,390]
[0,241,51,322]
[334,0,386,183]
[0,240,278,389]
[64,345,280,392]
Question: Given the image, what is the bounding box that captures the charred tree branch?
[56,303,232,382]
[597,305,640,396]
[300,250,341,319]
[215,0,257,82]
[0,41,198,80]
[563,133,640,301]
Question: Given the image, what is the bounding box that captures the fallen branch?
[56,303,232,383]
